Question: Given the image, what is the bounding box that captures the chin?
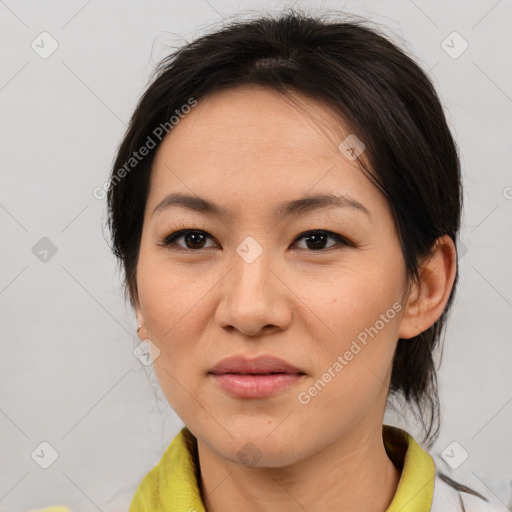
[211,430,302,468]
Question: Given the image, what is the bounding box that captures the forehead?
[146,86,387,221]
[159,85,351,162]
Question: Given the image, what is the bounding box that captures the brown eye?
[161,230,217,250]
[293,230,353,251]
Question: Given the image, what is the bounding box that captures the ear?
[398,235,457,339]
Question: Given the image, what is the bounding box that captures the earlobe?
[398,235,457,340]
[135,308,146,340]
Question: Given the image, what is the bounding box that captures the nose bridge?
[217,234,286,334]
[231,234,274,303]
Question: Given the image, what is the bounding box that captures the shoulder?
[430,452,510,512]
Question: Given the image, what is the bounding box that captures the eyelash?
[158,229,355,253]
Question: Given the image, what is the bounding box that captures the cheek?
[303,264,403,400]
[314,264,403,343]
[137,251,208,339]
[136,256,211,394]
[298,291,400,432]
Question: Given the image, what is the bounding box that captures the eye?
[293,230,354,251]
[159,229,354,252]
[160,229,218,251]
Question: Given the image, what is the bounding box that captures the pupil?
[307,233,326,250]
[187,232,205,249]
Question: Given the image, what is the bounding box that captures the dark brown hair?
[106,8,462,449]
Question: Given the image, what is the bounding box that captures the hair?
[105,8,462,450]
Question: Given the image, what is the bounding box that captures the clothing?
[128,424,508,511]
[30,424,509,512]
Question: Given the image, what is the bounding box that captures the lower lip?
[210,373,304,398]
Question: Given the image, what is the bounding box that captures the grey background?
[0,0,511,510]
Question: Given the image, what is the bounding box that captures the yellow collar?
[384,425,435,511]
[129,424,435,511]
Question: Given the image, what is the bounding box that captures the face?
[135,86,410,467]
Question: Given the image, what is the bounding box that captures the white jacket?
[431,452,511,511]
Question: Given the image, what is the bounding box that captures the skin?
[134,85,457,512]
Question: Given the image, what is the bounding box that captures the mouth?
[208,354,306,398]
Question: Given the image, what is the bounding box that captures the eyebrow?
[151,192,370,219]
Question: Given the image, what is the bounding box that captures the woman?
[36,8,508,512]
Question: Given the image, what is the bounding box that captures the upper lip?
[209,355,305,375]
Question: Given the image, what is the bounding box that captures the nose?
[215,245,292,337]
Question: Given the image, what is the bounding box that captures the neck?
[197,422,401,512]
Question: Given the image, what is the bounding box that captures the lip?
[208,355,306,398]
[209,355,305,375]
[210,373,304,398]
